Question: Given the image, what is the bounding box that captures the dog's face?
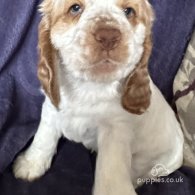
[38,0,154,114]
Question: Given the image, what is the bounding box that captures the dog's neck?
[57,60,124,105]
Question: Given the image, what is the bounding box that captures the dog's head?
[38,0,154,114]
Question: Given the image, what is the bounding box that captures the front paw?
[13,153,51,181]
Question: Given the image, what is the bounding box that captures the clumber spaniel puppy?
[13,0,184,194]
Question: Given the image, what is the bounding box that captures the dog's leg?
[94,122,136,195]
[13,103,61,181]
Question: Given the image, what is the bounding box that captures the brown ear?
[37,19,60,108]
[121,35,152,115]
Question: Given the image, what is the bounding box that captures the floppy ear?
[37,18,60,108]
[121,35,152,115]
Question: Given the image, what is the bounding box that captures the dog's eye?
[69,4,83,15]
[123,7,135,17]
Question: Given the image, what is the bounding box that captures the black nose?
[94,28,121,50]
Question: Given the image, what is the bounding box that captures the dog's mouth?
[90,59,119,74]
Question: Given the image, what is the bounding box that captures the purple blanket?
[0,0,195,194]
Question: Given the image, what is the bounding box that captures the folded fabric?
[174,31,195,168]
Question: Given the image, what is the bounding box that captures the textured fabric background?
[173,31,195,169]
[0,0,195,195]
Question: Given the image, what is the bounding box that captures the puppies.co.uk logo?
[137,164,183,185]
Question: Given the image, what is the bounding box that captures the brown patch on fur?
[37,0,85,108]
[117,0,154,29]
[52,1,84,27]
[48,0,84,27]
[121,35,152,115]
[119,0,139,26]
[120,0,154,115]
[37,19,60,108]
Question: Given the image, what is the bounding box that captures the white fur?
[13,1,184,195]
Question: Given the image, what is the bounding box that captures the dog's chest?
[58,81,124,150]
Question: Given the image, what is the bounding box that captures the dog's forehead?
[85,0,140,4]
[54,0,141,7]
[85,0,119,5]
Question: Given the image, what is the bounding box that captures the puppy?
[13,0,184,194]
